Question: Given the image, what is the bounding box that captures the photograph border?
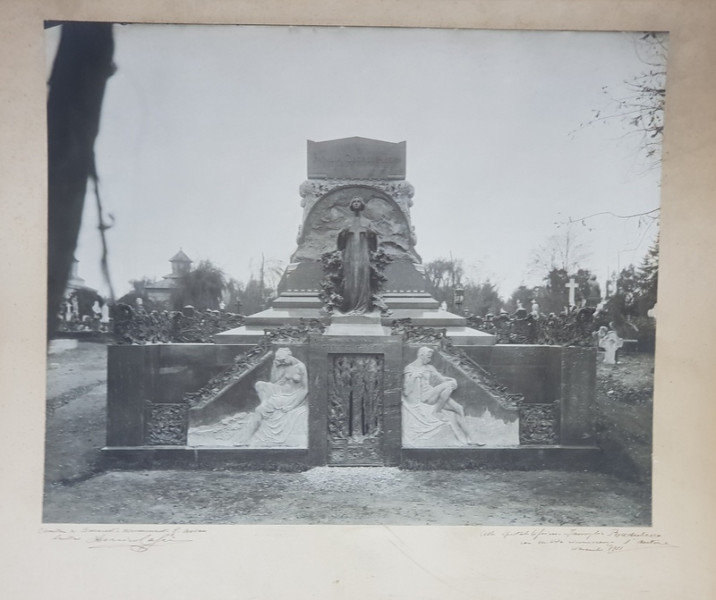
[2,1,715,599]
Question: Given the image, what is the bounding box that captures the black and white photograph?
[42,22,666,526]
[4,2,716,599]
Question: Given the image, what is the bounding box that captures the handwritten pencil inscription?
[39,526,206,552]
[481,528,675,553]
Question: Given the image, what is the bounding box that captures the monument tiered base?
[214,303,495,345]
[102,445,601,471]
[104,339,598,471]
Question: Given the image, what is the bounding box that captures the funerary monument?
[105,137,598,469]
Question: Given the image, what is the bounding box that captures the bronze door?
[327,354,384,465]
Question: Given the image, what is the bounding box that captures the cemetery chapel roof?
[170,249,192,263]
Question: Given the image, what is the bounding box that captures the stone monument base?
[214,305,495,345]
[101,445,600,472]
[323,312,386,336]
[103,340,599,471]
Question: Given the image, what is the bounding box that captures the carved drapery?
[518,402,560,445]
[392,321,521,405]
[184,321,324,411]
[145,403,189,445]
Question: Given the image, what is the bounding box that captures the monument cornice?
[299,179,414,201]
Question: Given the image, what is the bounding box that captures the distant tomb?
[598,328,624,364]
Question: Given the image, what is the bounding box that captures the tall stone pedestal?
[214,136,493,346]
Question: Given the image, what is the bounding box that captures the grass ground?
[594,352,654,484]
[42,342,653,525]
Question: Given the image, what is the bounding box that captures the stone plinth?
[323,312,387,336]
[401,446,601,471]
[214,309,495,345]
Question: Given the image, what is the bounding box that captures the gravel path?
[43,467,649,525]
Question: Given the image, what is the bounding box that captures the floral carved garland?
[318,248,393,316]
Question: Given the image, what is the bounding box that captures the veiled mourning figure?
[246,347,308,446]
[401,347,484,447]
[337,197,377,314]
[187,347,309,448]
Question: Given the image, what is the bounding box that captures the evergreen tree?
[464,281,503,316]
[173,260,227,310]
[635,235,659,315]
[236,277,268,316]
[508,285,535,313]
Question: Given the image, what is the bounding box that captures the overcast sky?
[46,24,664,300]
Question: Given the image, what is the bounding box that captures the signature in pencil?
[88,529,192,552]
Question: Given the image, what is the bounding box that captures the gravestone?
[530,300,540,318]
[565,277,578,307]
[598,329,624,364]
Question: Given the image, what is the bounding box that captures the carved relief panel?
[145,402,189,445]
[518,402,560,445]
[328,354,384,465]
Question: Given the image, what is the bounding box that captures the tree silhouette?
[424,257,465,310]
[577,32,666,171]
[424,257,504,315]
[529,223,591,278]
[463,281,503,317]
[173,260,226,310]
